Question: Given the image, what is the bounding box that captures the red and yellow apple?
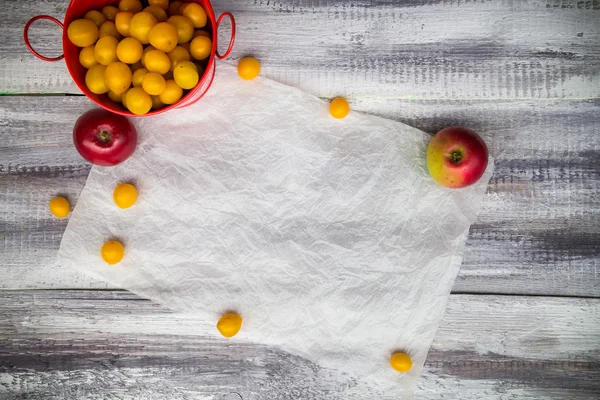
[426,127,488,188]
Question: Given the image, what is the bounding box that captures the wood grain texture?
[1,1,599,397]
[1,290,598,399]
[0,97,106,289]
[1,96,598,296]
[2,0,599,99]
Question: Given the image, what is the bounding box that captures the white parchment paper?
[57,64,492,398]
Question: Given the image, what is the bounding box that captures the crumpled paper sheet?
[57,63,492,397]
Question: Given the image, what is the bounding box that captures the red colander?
[24,0,235,116]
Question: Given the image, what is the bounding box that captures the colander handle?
[215,12,235,60]
[24,15,65,62]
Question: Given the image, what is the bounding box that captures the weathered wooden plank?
[3,0,599,98]
[1,96,598,296]
[0,97,106,289]
[1,290,598,399]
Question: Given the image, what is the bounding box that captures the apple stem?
[98,130,111,144]
[449,149,463,165]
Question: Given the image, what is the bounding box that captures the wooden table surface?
[1,0,599,399]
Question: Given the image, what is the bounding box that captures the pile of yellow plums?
[67,0,213,115]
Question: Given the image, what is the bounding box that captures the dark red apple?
[73,108,137,166]
[426,126,488,188]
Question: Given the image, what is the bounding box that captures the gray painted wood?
[3,0,600,99]
[1,0,600,398]
[1,290,599,399]
[1,96,599,296]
